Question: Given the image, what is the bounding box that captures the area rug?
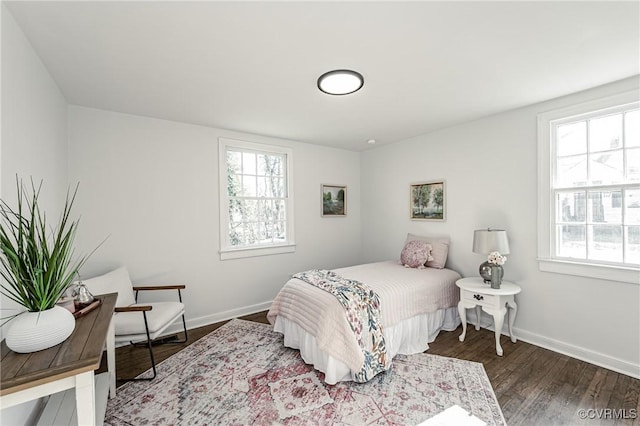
[105,319,505,425]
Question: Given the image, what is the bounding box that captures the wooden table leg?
[489,307,507,356]
[107,318,116,398]
[75,371,96,425]
[483,305,508,356]
[458,300,468,342]
[507,299,518,343]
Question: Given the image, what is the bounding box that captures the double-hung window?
[537,91,640,283]
[218,138,295,260]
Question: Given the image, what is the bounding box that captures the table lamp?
[473,228,510,283]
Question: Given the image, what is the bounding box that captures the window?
[538,91,640,283]
[218,138,295,260]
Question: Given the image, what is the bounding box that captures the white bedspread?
[267,261,461,377]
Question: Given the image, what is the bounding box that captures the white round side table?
[456,277,521,356]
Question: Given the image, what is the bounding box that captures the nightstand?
[456,277,521,356]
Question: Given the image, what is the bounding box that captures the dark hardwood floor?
[105,312,639,426]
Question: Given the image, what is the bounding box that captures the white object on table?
[456,277,521,356]
[419,404,487,425]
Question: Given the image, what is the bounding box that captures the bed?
[267,234,462,384]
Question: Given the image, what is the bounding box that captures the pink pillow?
[400,240,434,269]
[405,233,450,269]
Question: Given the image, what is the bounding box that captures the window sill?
[220,243,296,260]
[538,258,639,284]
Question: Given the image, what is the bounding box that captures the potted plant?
[0,178,90,353]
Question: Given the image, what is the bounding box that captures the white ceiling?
[5,1,639,151]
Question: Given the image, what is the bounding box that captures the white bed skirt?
[272,307,461,384]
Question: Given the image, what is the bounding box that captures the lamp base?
[479,261,503,284]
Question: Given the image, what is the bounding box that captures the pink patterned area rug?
[105,319,505,425]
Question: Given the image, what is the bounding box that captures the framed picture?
[410,180,445,221]
[322,184,347,217]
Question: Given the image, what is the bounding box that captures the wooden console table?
[1,293,117,425]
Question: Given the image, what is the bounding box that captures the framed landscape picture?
[410,181,445,221]
[322,184,346,217]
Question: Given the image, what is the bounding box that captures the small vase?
[5,306,76,353]
[490,265,503,289]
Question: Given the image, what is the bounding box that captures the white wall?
[361,76,640,378]
[0,4,69,424]
[67,106,362,329]
[1,4,68,206]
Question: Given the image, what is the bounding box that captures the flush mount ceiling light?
[317,69,364,95]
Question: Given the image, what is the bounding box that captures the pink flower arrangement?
[487,251,507,266]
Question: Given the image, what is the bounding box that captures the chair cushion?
[114,301,185,342]
[82,267,136,307]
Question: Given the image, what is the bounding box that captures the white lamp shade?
[472,229,510,255]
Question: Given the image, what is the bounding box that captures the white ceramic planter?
[5,306,76,353]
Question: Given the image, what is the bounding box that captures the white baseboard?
[512,327,640,380]
[162,300,273,337]
[140,302,640,379]
[467,312,639,379]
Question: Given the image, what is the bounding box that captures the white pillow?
[405,233,450,269]
[81,266,136,307]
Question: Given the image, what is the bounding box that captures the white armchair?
[81,267,187,380]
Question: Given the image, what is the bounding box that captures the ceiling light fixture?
[317,69,364,95]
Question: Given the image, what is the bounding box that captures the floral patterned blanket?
[292,269,390,382]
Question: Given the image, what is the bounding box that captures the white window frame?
[218,138,295,260]
[537,90,640,284]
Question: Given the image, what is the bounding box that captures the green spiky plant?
[0,178,89,318]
